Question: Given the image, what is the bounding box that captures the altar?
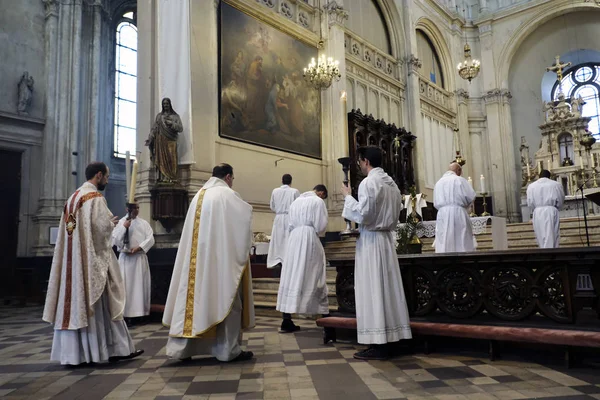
[399,216,508,250]
[521,188,600,221]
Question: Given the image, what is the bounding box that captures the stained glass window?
[114,11,137,158]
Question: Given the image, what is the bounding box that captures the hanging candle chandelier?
[303,55,341,91]
[457,43,481,83]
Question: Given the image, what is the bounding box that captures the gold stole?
[182,190,252,338]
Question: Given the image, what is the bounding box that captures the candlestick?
[548,159,552,171]
[480,175,486,194]
[480,192,490,216]
[128,161,138,204]
[341,90,349,158]
[125,151,131,202]
[468,176,473,187]
[537,161,542,174]
[338,157,359,238]
[526,163,531,178]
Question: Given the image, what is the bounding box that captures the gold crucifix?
[546,55,571,82]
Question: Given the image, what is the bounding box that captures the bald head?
[449,162,462,176]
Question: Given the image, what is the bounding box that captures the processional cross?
[546,55,572,94]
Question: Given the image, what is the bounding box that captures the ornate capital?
[405,54,422,74]
[42,0,59,19]
[324,1,348,27]
[483,88,512,104]
[455,89,470,103]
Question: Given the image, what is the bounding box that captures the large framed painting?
[219,1,321,159]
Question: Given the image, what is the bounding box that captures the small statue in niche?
[17,71,34,116]
[145,97,183,183]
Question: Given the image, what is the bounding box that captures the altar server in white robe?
[276,184,329,332]
[112,202,155,323]
[433,162,477,253]
[163,163,255,362]
[43,162,143,365]
[342,146,412,360]
[527,169,565,248]
[267,174,300,269]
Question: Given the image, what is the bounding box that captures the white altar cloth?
[399,216,508,250]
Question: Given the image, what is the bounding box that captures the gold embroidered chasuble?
[162,177,255,338]
[43,182,126,330]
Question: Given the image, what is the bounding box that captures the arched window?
[552,64,600,139]
[113,11,138,158]
[416,30,444,88]
[557,133,574,166]
[344,0,392,54]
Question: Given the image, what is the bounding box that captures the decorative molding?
[344,31,398,80]
[406,54,422,75]
[249,0,317,34]
[42,0,59,18]
[455,89,469,104]
[483,88,512,104]
[478,23,492,35]
[324,1,348,26]
[346,60,405,96]
[419,78,456,124]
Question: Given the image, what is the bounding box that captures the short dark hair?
[212,163,234,179]
[357,145,382,168]
[85,162,108,180]
[540,169,551,179]
[282,174,292,185]
[313,184,328,199]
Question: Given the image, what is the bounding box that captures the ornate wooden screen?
[348,109,416,195]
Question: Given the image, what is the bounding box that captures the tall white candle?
[128,161,138,204]
[526,163,531,178]
[125,151,131,201]
[480,174,486,193]
[548,159,552,170]
[468,176,473,188]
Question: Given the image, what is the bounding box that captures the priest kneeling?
[163,163,255,362]
[276,184,329,332]
[43,162,143,365]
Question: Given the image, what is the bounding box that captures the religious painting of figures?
[219,2,321,159]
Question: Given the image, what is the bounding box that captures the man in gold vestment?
[163,163,255,362]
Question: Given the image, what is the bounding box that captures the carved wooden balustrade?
[325,243,600,328]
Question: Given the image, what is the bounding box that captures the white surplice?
[163,177,255,362]
[342,168,412,345]
[43,182,136,365]
[276,191,329,315]
[267,185,300,268]
[527,177,565,248]
[433,171,477,253]
[112,216,155,317]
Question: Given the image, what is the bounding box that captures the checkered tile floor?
[2,306,600,399]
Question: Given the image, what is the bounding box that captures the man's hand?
[341,184,352,197]
[123,219,132,229]
[111,216,119,226]
[130,246,143,254]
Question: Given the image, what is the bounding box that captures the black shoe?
[109,349,144,363]
[353,346,390,361]
[225,350,254,362]
[179,357,192,362]
[280,320,300,333]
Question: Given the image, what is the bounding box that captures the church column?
[34,0,84,255]
[479,22,519,221]
[321,1,348,229]
[455,89,472,177]
[483,89,519,221]
[136,0,157,224]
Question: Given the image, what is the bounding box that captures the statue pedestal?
[150,184,188,232]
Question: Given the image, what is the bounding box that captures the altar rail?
[329,247,600,328]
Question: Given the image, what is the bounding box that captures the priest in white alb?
[342,146,412,360]
[112,201,155,324]
[527,169,565,248]
[433,162,476,253]
[267,174,300,269]
[43,162,143,365]
[276,184,329,333]
[163,163,255,362]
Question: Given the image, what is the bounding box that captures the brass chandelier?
[457,43,480,83]
[303,55,341,90]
